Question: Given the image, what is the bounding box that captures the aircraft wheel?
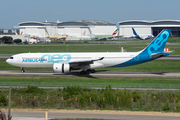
[86,69,91,74]
[21,67,25,73]
[80,71,86,74]
[90,69,95,73]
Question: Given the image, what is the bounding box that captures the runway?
[2,109,180,120]
[1,70,180,78]
[1,54,180,60]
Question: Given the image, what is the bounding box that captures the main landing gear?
[21,67,25,73]
[80,69,95,74]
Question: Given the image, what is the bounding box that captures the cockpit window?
[10,57,14,59]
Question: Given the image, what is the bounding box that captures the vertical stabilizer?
[45,31,49,37]
[118,29,171,67]
[132,27,138,36]
[142,29,171,56]
[20,32,23,35]
[112,28,119,35]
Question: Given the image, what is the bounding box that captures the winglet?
[98,57,104,60]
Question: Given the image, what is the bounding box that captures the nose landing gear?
[21,67,25,73]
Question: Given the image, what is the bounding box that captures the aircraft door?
[17,56,21,62]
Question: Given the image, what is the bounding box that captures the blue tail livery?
[132,27,154,40]
[114,29,171,67]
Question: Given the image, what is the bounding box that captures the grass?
[1,76,180,89]
[0,41,180,55]
[0,44,147,54]
[167,37,180,43]
[1,76,180,84]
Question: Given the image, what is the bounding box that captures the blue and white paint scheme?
[6,29,171,74]
[132,27,154,40]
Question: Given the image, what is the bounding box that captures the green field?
[0,44,149,54]
[1,76,180,89]
[0,41,180,55]
[0,39,180,89]
[1,39,180,113]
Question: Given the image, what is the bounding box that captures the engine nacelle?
[53,63,70,73]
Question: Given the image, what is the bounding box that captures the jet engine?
[53,63,70,73]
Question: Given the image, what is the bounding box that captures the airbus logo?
[22,54,71,63]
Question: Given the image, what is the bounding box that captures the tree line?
[0,36,22,44]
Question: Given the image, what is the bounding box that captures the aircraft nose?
[6,59,10,64]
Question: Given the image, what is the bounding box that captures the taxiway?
[2,109,180,120]
[0,70,180,78]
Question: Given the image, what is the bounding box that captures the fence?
[0,82,180,89]
[1,95,180,111]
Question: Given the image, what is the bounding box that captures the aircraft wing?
[69,57,104,65]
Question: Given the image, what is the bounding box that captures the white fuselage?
[139,34,154,40]
[6,52,141,69]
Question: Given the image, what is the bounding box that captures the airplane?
[15,31,23,35]
[91,27,122,40]
[16,31,39,39]
[132,27,154,40]
[65,31,91,40]
[6,29,171,74]
[30,35,39,39]
[112,28,119,35]
[45,31,66,40]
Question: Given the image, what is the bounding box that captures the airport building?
[19,20,116,40]
[119,20,180,37]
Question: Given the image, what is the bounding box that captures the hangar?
[19,20,116,40]
[119,20,180,37]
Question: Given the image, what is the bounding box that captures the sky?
[0,0,180,29]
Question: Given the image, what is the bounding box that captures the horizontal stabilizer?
[151,51,173,59]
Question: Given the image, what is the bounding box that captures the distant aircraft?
[45,31,66,40]
[65,31,91,40]
[91,27,122,40]
[132,27,154,40]
[15,31,23,35]
[17,31,39,39]
[6,29,171,74]
[112,28,119,35]
[30,35,39,39]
